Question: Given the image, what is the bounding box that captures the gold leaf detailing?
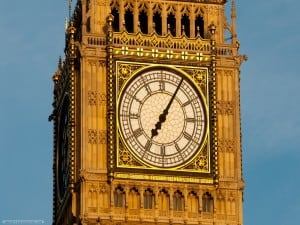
[117,63,144,91]
[191,69,207,93]
[118,140,143,167]
[183,145,209,172]
[194,146,209,171]
[111,31,211,54]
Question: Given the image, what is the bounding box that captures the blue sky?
[0,0,299,225]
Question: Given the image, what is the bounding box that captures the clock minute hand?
[151,78,184,139]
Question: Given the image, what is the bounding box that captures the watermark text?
[2,220,45,224]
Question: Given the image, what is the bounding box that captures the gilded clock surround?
[51,0,246,225]
[115,62,211,174]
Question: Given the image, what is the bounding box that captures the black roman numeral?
[145,84,151,94]
[133,128,143,137]
[175,143,181,152]
[182,100,192,107]
[183,131,192,141]
[145,140,152,151]
[160,145,166,155]
[185,117,196,123]
[159,81,165,91]
[130,113,139,119]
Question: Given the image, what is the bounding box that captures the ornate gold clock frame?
[115,61,212,178]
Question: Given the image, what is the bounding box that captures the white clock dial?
[118,69,206,168]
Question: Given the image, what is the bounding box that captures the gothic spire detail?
[231,0,237,18]
[67,0,72,20]
[231,0,237,43]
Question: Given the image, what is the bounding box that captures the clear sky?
[0,0,299,225]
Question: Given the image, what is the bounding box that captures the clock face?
[118,69,207,168]
[57,98,70,200]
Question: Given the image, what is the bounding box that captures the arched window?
[195,15,204,38]
[144,188,154,209]
[202,192,214,213]
[181,14,190,37]
[86,17,91,33]
[167,13,176,36]
[187,191,198,214]
[125,9,134,33]
[111,8,119,32]
[153,12,162,35]
[139,10,148,34]
[173,191,184,211]
[158,189,169,212]
[99,188,109,209]
[128,187,140,209]
[114,186,125,207]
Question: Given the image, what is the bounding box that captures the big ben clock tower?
[50,0,247,225]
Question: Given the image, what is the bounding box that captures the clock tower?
[50,0,247,225]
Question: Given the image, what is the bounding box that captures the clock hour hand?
[151,110,167,139]
[151,78,183,139]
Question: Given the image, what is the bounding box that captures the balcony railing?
[82,32,236,57]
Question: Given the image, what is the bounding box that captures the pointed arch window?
[195,15,204,38]
[158,189,169,211]
[202,192,214,213]
[139,10,148,34]
[128,187,140,209]
[173,190,184,211]
[153,12,162,35]
[114,186,125,207]
[125,9,134,33]
[111,8,120,32]
[187,191,198,214]
[144,188,154,209]
[86,17,91,33]
[99,188,109,209]
[167,13,176,36]
[181,14,190,37]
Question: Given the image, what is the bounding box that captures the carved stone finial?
[209,23,216,35]
[52,71,59,83]
[67,20,76,35]
[107,14,114,25]
[234,54,248,66]
[52,56,62,83]
[107,14,114,33]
